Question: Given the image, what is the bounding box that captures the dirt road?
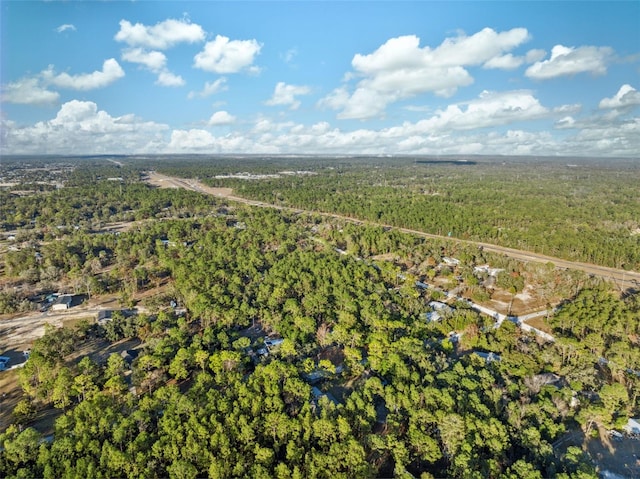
[146,171,640,290]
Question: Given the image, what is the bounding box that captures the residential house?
[624,418,640,435]
[51,294,74,311]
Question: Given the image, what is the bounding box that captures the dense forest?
[0,157,639,478]
[159,156,640,270]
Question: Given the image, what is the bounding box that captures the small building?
[624,418,640,435]
[473,351,502,363]
[304,370,328,384]
[474,265,504,277]
[442,257,460,266]
[429,301,450,311]
[427,301,453,318]
[311,386,339,405]
[97,310,114,324]
[264,337,284,349]
[51,294,74,311]
[422,311,441,322]
[98,309,135,324]
[120,349,140,366]
[533,373,563,387]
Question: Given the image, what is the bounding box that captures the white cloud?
[251,117,296,134]
[1,77,59,105]
[599,84,640,109]
[121,48,185,88]
[321,28,530,119]
[555,116,576,129]
[168,129,215,150]
[115,18,205,49]
[560,117,640,157]
[525,49,546,63]
[265,82,311,109]
[2,100,168,154]
[122,48,167,71]
[208,110,236,126]
[43,59,125,90]
[427,27,530,67]
[281,48,298,64]
[55,24,76,34]
[550,96,640,156]
[194,35,262,74]
[156,71,185,87]
[188,78,228,99]
[525,44,614,79]
[317,87,350,110]
[338,87,396,120]
[3,92,637,158]
[394,90,550,135]
[553,104,581,114]
[483,54,523,70]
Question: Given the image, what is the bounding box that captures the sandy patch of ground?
[515,286,534,302]
[146,172,234,197]
[199,186,233,196]
[485,288,549,316]
[524,315,554,334]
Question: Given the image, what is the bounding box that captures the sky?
[1,1,639,157]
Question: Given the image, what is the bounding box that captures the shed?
[97,310,113,324]
[624,418,640,435]
[473,351,502,363]
[311,386,339,405]
[51,294,73,311]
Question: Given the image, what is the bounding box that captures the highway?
[146,171,640,290]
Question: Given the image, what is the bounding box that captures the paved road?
[146,172,640,290]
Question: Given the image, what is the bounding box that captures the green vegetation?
[190,157,640,270]
[1,156,638,478]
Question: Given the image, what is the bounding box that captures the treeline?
[1,181,220,232]
[185,159,640,270]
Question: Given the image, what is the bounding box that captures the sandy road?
[146,171,640,290]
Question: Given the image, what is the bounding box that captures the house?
[624,418,640,435]
[533,373,564,388]
[98,309,135,324]
[51,294,74,311]
[255,336,284,359]
[473,351,502,363]
[120,349,140,366]
[428,301,453,318]
[264,337,284,349]
[442,257,460,266]
[429,301,450,310]
[422,311,441,322]
[304,370,328,384]
[97,310,112,323]
[473,265,504,277]
[311,386,339,405]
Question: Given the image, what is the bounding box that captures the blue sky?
[1,1,639,157]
